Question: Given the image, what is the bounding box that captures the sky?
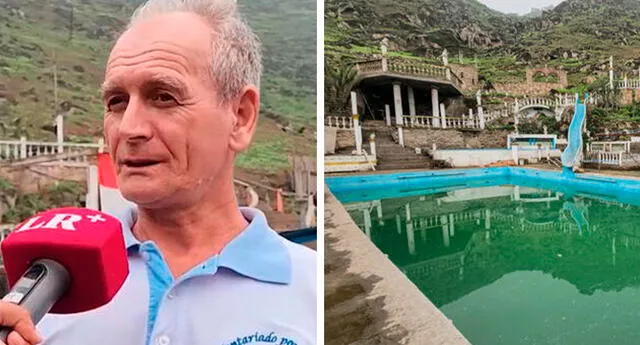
[477,0,565,15]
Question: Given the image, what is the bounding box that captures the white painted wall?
[431,149,562,167]
[325,155,377,173]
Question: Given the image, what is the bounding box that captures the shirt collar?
[112,205,292,285]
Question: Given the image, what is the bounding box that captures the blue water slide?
[561,94,588,171]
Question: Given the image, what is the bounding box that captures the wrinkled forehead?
[106,12,212,77]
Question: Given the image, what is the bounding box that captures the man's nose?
[118,96,153,143]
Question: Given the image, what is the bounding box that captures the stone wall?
[449,64,480,91]
[526,67,568,85]
[492,67,568,97]
[621,89,638,105]
[492,82,565,96]
[402,129,511,149]
[335,130,356,150]
[0,165,88,194]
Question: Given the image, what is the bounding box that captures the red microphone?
[0,207,129,339]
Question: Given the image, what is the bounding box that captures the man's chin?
[119,184,168,207]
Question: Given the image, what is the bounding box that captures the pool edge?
[324,184,471,345]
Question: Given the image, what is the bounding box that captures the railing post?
[86,165,99,210]
[369,133,376,157]
[381,57,388,72]
[350,91,362,155]
[619,152,623,166]
[98,138,105,154]
[56,114,64,154]
[19,136,27,159]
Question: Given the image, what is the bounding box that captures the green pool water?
[343,184,640,345]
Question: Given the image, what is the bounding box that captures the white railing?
[484,94,599,125]
[587,141,631,153]
[403,115,436,128]
[0,138,103,164]
[617,79,640,89]
[403,115,481,129]
[484,108,511,122]
[355,57,463,88]
[584,151,624,166]
[324,116,353,130]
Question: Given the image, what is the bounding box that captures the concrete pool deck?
[325,166,640,344]
[325,185,470,345]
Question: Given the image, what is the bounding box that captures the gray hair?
[128,0,262,102]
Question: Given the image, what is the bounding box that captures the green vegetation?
[235,137,290,173]
[0,0,316,175]
[0,178,85,224]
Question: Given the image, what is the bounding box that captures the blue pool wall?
[327,168,640,206]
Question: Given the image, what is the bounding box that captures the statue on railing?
[380,37,389,56]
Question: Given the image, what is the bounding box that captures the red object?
[1,207,129,314]
[275,188,284,213]
[97,153,118,188]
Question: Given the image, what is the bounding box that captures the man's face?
[102,13,235,207]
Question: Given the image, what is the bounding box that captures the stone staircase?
[365,124,435,170]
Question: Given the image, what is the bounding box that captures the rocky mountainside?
[326,0,640,85]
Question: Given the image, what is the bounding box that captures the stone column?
[56,114,64,153]
[407,86,416,126]
[393,82,403,126]
[440,103,447,129]
[441,215,450,247]
[476,90,485,129]
[405,204,415,255]
[448,213,455,237]
[86,165,99,210]
[350,91,362,155]
[431,88,440,128]
[609,56,614,89]
[369,133,377,156]
[485,209,491,230]
[363,209,372,239]
[384,104,391,126]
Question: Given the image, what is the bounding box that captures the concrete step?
[377,162,433,170]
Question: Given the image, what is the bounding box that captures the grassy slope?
[0,0,316,173]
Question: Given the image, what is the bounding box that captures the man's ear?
[229,85,260,153]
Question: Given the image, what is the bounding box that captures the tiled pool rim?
[326,167,640,206]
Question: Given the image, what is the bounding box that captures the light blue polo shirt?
[35,207,317,345]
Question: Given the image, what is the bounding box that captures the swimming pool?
[327,168,640,345]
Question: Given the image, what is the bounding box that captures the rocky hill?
[326,0,640,86]
[0,0,316,173]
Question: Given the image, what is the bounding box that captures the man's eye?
[152,93,177,106]
[107,96,128,112]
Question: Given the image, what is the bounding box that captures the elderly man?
[0,0,316,344]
